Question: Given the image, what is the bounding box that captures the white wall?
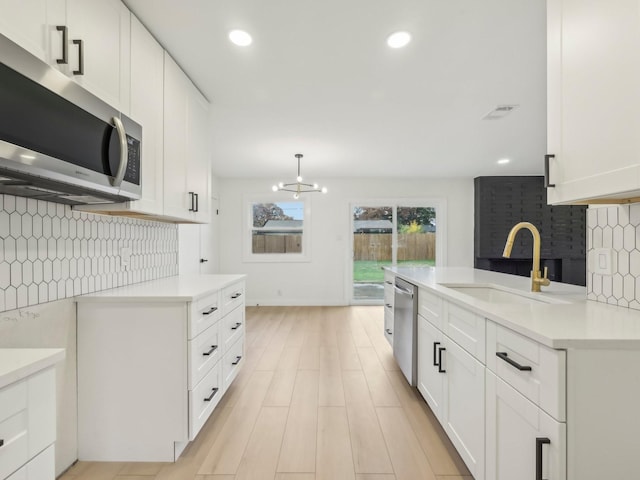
[218,177,474,305]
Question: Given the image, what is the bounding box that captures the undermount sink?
[441,284,565,305]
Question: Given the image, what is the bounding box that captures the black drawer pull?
[232,355,242,365]
[0,439,4,447]
[202,307,218,316]
[385,303,392,309]
[202,345,218,356]
[437,347,446,373]
[385,328,392,335]
[231,293,242,299]
[496,352,532,371]
[56,26,68,64]
[433,341,441,366]
[231,322,242,330]
[536,437,551,480]
[72,39,84,75]
[204,387,219,402]
[385,281,393,285]
[188,192,195,212]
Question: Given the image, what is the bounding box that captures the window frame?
[243,194,312,263]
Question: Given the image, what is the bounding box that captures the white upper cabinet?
[163,53,211,223]
[65,0,131,112]
[127,15,164,216]
[0,0,57,63]
[0,0,131,112]
[547,0,640,204]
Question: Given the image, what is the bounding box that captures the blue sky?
[277,201,304,220]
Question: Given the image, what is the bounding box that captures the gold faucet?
[503,222,551,292]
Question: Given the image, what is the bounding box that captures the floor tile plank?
[376,407,437,480]
[316,407,355,480]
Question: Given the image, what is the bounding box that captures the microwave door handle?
[110,116,128,187]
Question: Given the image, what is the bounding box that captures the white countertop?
[75,274,246,303]
[387,266,640,349]
[0,348,65,390]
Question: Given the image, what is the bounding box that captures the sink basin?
[441,284,563,305]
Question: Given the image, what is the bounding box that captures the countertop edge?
[0,348,66,390]
[74,274,246,303]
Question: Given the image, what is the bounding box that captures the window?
[244,196,311,262]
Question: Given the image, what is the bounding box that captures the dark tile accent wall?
[474,176,587,286]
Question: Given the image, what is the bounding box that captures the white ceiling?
[124,0,547,180]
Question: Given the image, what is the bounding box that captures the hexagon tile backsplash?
[587,204,640,310]
[0,194,178,312]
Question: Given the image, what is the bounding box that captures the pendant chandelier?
[272,153,328,199]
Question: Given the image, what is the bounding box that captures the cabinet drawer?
[221,282,245,316]
[189,291,221,339]
[0,410,28,480]
[486,321,565,422]
[0,381,27,424]
[188,322,221,389]
[223,337,244,390]
[189,361,222,440]
[418,288,443,330]
[222,306,245,350]
[384,272,394,306]
[444,302,486,363]
[6,444,55,480]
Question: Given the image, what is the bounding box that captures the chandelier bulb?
[293,193,300,199]
[278,182,284,188]
[313,183,319,189]
[321,187,328,194]
[272,185,279,192]
[296,175,303,183]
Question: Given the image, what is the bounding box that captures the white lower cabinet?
[417,314,444,420]
[417,300,485,480]
[442,338,485,479]
[0,368,57,480]
[77,277,245,462]
[486,371,566,480]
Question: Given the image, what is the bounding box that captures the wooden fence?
[252,234,302,254]
[252,232,435,259]
[354,233,436,261]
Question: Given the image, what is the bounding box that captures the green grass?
[353,259,435,283]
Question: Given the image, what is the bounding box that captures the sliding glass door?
[351,202,438,303]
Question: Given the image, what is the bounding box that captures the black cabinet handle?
[536,437,551,480]
[194,193,199,212]
[544,154,555,188]
[231,322,242,330]
[232,355,242,365]
[188,192,195,212]
[231,293,242,299]
[204,387,219,402]
[202,345,218,356]
[200,258,208,263]
[385,328,392,335]
[56,26,68,64]
[385,303,392,309]
[385,281,393,285]
[202,307,218,316]
[496,352,532,371]
[72,39,84,75]
[433,341,441,366]
[437,347,446,373]
[0,439,4,447]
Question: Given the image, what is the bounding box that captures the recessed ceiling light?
[497,158,510,165]
[387,31,411,49]
[229,30,252,47]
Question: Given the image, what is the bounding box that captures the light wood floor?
[60,306,472,480]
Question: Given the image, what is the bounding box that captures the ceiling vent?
[482,105,519,120]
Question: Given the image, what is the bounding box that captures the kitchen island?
[75,274,246,462]
[385,266,640,480]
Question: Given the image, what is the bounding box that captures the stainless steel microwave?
[0,33,141,205]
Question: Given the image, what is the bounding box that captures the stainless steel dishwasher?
[393,277,418,386]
